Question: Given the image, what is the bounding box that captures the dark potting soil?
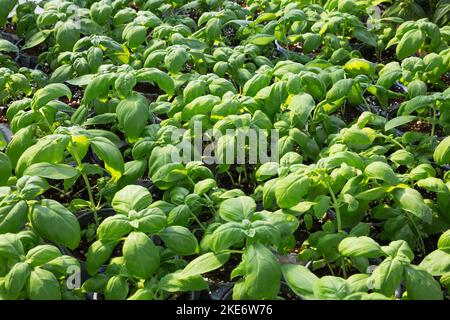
[428,73,450,92]
[416,187,437,201]
[182,8,201,22]
[214,164,258,195]
[43,175,102,205]
[372,46,397,65]
[60,84,84,109]
[401,119,444,137]
[288,43,303,53]
[71,230,123,261]
[412,233,440,264]
[441,73,450,86]
[234,0,247,8]
[0,106,7,124]
[0,21,16,35]
[21,43,47,57]
[222,26,240,47]
[134,82,163,95]
[341,105,364,123]
[128,2,139,10]
[39,62,52,76]
[388,97,404,111]
[204,253,241,288]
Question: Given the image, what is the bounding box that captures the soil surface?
[0,107,7,124]
[60,84,84,109]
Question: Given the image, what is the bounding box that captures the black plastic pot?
[0,124,13,143]
[16,53,39,69]
[141,92,159,102]
[392,81,408,94]
[77,207,115,228]
[0,30,20,44]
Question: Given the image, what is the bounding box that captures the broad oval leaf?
[123,232,160,279]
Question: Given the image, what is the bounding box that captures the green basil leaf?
[370,257,404,297]
[288,93,316,129]
[97,215,132,241]
[232,243,281,300]
[82,274,109,293]
[159,272,208,292]
[116,93,149,143]
[104,275,128,300]
[112,185,153,215]
[55,20,80,51]
[194,178,217,196]
[29,199,81,250]
[130,207,167,233]
[123,232,160,279]
[16,134,70,177]
[281,264,319,300]
[16,175,49,199]
[159,226,198,256]
[218,196,256,222]
[24,163,79,180]
[249,34,275,45]
[404,265,443,300]
[5,262,31,299]
[0,233,25,258]
[434,136,450,165]
[384,116,417,131]
[393,187,432,224]
[396,29,425,60]
[6,125,34,168]
[364,161,399,185]
[182,252,230,277]
[438,230,450,251]
[27,268,61,300]
[39,255,79,278]
[338,236,384,258]
[25,245,62,267]
[419,249,450,276]
[275,174,310,209]
[0,200,28,234]
[32,83,72,110]
[0,0,17,27]
[86,240,117,276]
[165,47,189,74]
[89,136,124,181]
[136,68,175,97]
[209,222,245,252]
[313,276,349,300]
[21,30,51,50]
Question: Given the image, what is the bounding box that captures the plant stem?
[226,170,236,187]
[326,261,335,276]
[81,173,99,226]
[405,211,426,256]
[225,249,243,254]
[379,134,406,150]
[243,165,249,184]
[186,176,196,188]
[431,107,436,138]
[190,211,206,231]
[38,111,54,134]
[341,257,347,278]
[203,193,217,215]
[73,152,99,225]
[322,175,342,232]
